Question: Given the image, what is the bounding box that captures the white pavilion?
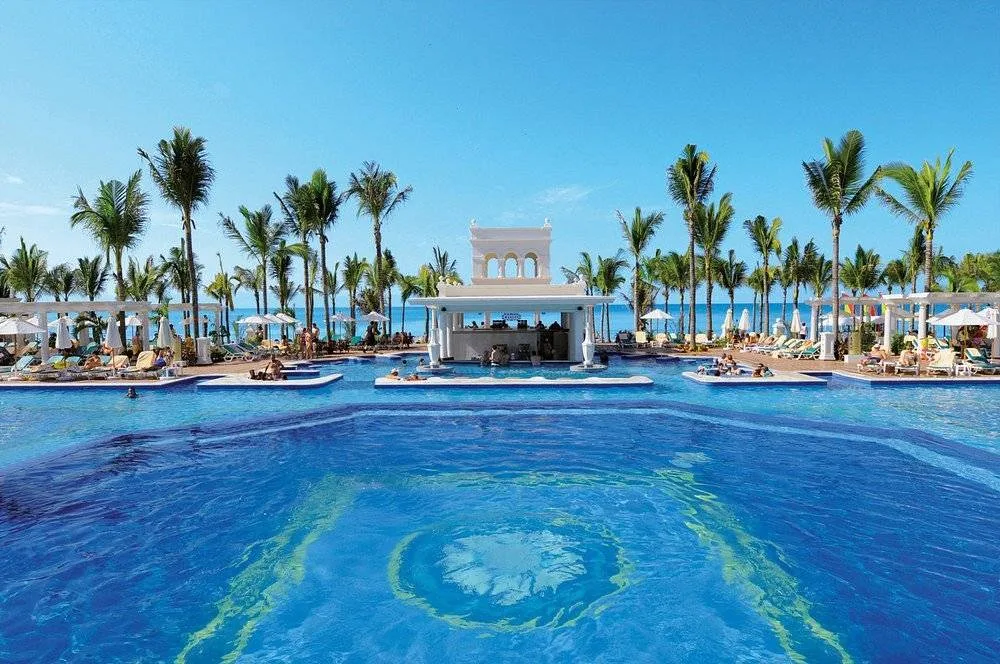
[411,220,612,363]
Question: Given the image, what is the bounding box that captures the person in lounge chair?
[858,344,887,371]
[83,352,103,370]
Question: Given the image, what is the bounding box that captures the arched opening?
[502,253,519,278]
[484,254,499,278]
[524,253,539,278]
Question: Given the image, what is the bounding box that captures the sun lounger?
[0,355,36,375]
[964,348,1000,374]
[120,350,159,377]
[926,350,956,376]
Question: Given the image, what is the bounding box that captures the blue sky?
[1,1,997,305]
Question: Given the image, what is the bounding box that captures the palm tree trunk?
[831,219,841,348]
[763,258,770,334]
[633,258,640,331]
[679,290,686,339]
[373,220,383,314]
[320,233,332,342]
[688,221,697,341]
[752,291,758,330]
[782,287,788,323]
[301,230,310,329]
[922,225,934,334]
[184,213,199,340]
[401,300,406,335]
[114,250,127,348]
[705,258,714,341]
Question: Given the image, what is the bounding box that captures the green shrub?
[890,333,904,355]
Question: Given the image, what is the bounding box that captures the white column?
[809,304,819,343]
[428,308,441,366]
[917,302,928,344]
[569,310,585,362]
[142,309,152,350]
[38,307,50,362]
[582,305,596,366]
[441,312,452,358]
[484,310,491,327]
[534,310,541,325]
[882,305,893,350]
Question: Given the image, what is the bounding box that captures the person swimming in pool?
[125,387,138,399]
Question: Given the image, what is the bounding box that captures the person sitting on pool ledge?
[751,363,773,378]
[385,367,401,380]
[266,357,286,381]
[404,372,424,381]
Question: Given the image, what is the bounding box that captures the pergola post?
[917,302,928,345]
[142,309,151,351]
[882,305,894,350]
[37,307,50,362]
[809,303,819,343]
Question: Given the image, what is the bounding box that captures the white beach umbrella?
[329,312,354,323]
[789,309,802,334]
[47,315,73,329]
[361,311,389,323]
[124,314,144,327]
[263,314,285,324]
[640,308,672,321]
[737,309,750,332]
[0,317,47,336]
[156,316,172,348]
[722,308,734,332]
[976,306,1000,325]
[237,314,272,325]
[55,316,72,350]
[275,312,299,324]
[932,308,990,327]
[104,318,123,350]
[25,316,39,327]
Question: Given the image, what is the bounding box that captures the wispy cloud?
[0,201,63,217]
[534,185,592,206]
[3,173,24,185]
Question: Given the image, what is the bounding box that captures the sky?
[1,1,998,306]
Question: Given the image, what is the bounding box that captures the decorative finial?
[543,217,551,228]
[470,218,477,228]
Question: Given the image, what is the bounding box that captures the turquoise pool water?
[1,357,998,661]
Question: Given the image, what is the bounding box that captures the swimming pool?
[1,357,998,661]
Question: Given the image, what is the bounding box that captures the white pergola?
[0,299,223,361]
[807,291,1000,357]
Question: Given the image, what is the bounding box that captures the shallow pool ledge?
[681,371,826,387]
[374,375,653,388]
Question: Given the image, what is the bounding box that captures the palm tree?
[747,265,764,331]
[232,265,263,314]
[125,256,164,301]
[716,249,747,325]
[305,169,341,341]
[219,205,287,326]
[883,259,910,295]
[840,245,883,324]
[159,245,201,314]
[75,256,109,302]
[617,207,664,330]
[0,238,48,301]
[342,253,369,337]
[743,215,782,334]
[802,129,881,346]
[70,170,149,338]
[782,237,813,313]
[692,193,734,339]
[429,246,461,284]
[939,260,979,293]
[809,253,833,300]
[274,175,315,327]
[44,264,78,302]
[416,264,437,339]
[346,161,412,317]
[877,149,973,319]
[562,251,596,295]
[667,144,717,341]
[138,127,216,338]
[269,240,307,314]
[212,253,235,335]
[398,274,420,336]
[595,251,628,341]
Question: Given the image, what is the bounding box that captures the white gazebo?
[410,220,613,365]
[0,300,223,363]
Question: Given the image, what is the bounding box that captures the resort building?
[411,220,612,363]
